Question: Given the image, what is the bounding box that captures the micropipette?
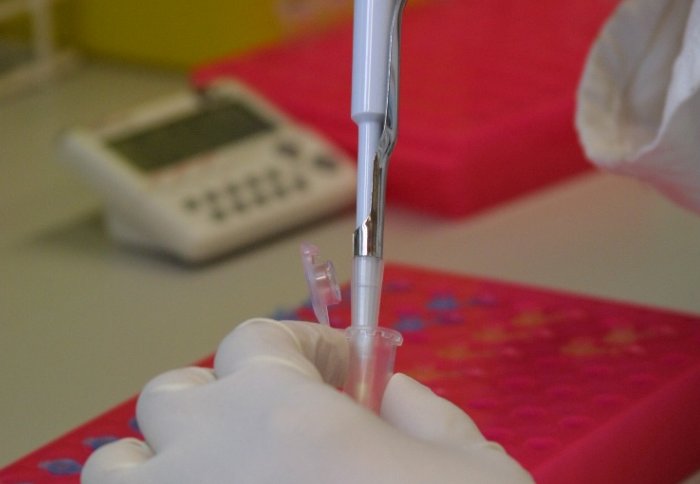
[351,0,407,329]
[344,0,407,412]
[300,0,407,413]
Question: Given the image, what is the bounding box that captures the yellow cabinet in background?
[58,0,353,69]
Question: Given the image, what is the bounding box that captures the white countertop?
[2,62,700,472]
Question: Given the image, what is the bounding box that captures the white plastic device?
[58,80,356,262]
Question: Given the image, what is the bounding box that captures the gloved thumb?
[81,438,153,484]
[380,373,503,452]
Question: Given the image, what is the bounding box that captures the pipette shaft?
[351,0,404,329]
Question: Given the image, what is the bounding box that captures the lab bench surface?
[2,62,700,474]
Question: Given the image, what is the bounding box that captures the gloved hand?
[81,318,532,484]
[576,0,700,214]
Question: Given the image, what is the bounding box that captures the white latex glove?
[576,0,700,214]
[81,318,532,484]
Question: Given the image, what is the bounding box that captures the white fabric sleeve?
[576,0,700,213]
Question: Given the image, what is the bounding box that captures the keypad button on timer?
[277,141,300,157]
[313,155,338,171]
[183,198,199,211]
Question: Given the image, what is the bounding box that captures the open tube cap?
[301,242,341,326]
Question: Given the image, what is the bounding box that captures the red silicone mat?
[3,264,700,483]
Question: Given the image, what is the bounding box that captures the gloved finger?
[380,373,504,452]
[81,437,153,484]
[214,318,348,387]
[135,367,215,453]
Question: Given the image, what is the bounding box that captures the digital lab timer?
[58,80,356,262]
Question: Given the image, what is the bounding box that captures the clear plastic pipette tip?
[351,255,383,328]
